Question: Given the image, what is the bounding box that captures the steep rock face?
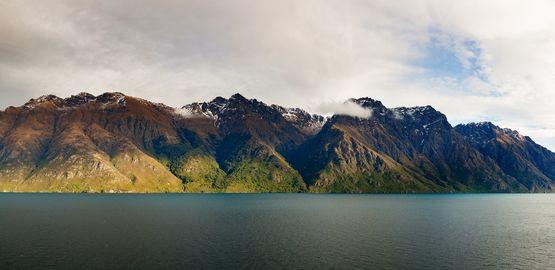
[0,93,201,192]
[291,122,443,193]
[180,94,322,192]
[182,93,323,151]
[0,106,59,188]
[270,105,327,135]
[384,104,516,191]
[290,98,524,192]
[455,122,554,191]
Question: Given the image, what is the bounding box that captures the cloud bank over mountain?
[315,100,372,118]
[1,0,554,150]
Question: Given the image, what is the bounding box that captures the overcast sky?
[1,0,554,150]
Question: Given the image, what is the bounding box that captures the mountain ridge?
[0,92,553,193]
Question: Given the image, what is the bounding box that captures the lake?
[0,194,553,269]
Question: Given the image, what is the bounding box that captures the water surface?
[0,194,553,269]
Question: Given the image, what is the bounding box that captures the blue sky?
[417,33,483,82]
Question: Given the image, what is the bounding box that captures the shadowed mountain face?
[288,98,530,192]
[0,92,553,193]
[455,122,555,191]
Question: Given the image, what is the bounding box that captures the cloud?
[315,100,372,118]
[0,0,555,150]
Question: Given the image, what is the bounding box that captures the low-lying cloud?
[315,100,372,118]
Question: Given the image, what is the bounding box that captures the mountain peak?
[23,94,64,108]
[390,105,448,131]
[76,92,95,97]
[96,92,127,104]
[470,121,497,128]
[455,122,527,145]
[351,97,386,110]
[181,93,326,135]
[211,96,227,104]
[64,92,97,106]
[21,92,130,110]
[392,105,437,117]
[97,91,126,98]
[457,121,502,132]
[229,93,247,101]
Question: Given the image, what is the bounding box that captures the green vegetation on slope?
[217,134,307,193]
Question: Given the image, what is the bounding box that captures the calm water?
[0,194,553,270]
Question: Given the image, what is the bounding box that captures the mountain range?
[0,92,553,193]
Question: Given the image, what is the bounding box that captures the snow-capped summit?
[182,94,327,135]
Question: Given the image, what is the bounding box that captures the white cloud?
[314,100,372,118]
[0,0,555,150]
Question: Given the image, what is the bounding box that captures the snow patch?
[174,108,195,118]
[423,119,442,129]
